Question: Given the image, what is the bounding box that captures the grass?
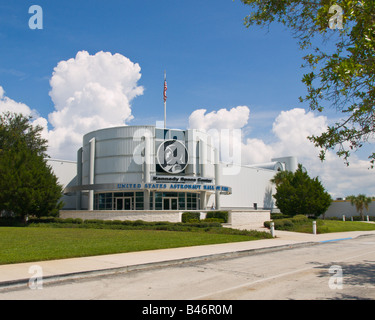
[0,226,271,265]
[314,220,375,234]
[267,215,375,234]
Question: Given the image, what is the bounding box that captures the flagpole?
[163,71,167,129]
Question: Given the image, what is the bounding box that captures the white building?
[51,125,298,224]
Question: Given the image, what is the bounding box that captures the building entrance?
[115,197,132,210]
[163,197,178,210]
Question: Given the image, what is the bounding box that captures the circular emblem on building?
[157,140,189,174]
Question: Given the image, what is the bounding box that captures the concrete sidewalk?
[1,227,375,289]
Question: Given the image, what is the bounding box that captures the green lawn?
[287,220,375,234]
[267,215,375,234]
[0,226,266,265]
[316,220,375,233]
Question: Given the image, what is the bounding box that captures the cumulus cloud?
[189,106,250,165]
[189,106,250,131]
[0,87,36,117]
[189,106,375,198]
[0,51,144,160]
[0,86,48,136]
[46,50,144,158]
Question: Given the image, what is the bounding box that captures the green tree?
[271,164,332,218]
[346,194,372,220]
[0,112,63,220]
[241,0,375,167]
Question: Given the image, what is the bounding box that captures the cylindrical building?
[67,125,230,211]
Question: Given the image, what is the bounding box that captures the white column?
[200,138,206,177]
[88,138,95,211]
[200,191,207,210]
[144,134,151,210]
[76,148,83,210]
[144,134,151,183]
[214,147,221,210]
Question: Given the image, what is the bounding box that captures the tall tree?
[0,112,63,220]
[346,194,372,220]
[241,0,375,167]
[271,164,332,218]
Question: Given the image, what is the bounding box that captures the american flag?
[163,74,167,103]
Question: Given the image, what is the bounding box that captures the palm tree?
[346,194,372,221]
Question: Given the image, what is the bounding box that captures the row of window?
[94,191,199,210]
[150,192,199,210]
[94,192,144,210]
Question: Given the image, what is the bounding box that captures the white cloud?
[0,86,48,134]
[189,106,250,165]
[46,50,144,158]
[241,137,274,164]
[189,106,250,131]
[0,51,144,160]
[0,86,36,117]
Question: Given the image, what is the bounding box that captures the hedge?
[205,211,229,223]
[181,212,200,223]
[264,214,309,230]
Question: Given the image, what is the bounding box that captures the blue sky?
[0,0,374,197]
[0,1,306,131]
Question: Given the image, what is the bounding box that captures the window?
[95,193,113,210]
[94,192,145,210]
[150,191,153,210]
[186,193,198,210]
[179,192,186,210]
[136,192,144,210]
[155,192,163,210]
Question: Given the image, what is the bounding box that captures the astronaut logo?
[157,140,189,174]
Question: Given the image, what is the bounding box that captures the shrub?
[264,215,309,230]
[203,218,225,223]
[0,217,25,226]
[61,218,83,224]
[292,215,309,222]
[205,211,229,223]
[84,219,105,224]
[270,213,292,220]
[272,164,332,218]
[182,212,200,223]
[281,219,294,228]
[132,220,146,226]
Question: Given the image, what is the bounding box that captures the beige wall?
[60,209,271,227]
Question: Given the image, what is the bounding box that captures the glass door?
[163,197,178,210]
[124,197,132,210]
[163,198,170,210]
[116,197,132,210]
[171,198,178,210]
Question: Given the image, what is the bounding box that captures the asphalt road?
[1,235,375,300]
